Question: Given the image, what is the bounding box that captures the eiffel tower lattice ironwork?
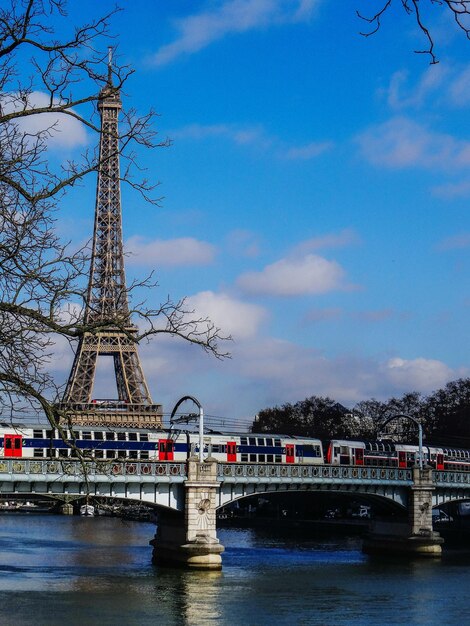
[60,53,162,428]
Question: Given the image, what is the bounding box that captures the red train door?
[158,439,174,461]
[355,448,364,466]
[436,453,444,471]
[398,451,407,469]
[226,441,237,462]
[285,444,295,464]
[4,435,22,458]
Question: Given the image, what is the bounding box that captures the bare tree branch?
[357,0,470,63]
[0,0,230,434]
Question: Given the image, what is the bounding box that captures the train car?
[441,447,470,472]
[0,424,325,465]
[327,439,447,470]
[326,440,397,466]
[1,423,468,470]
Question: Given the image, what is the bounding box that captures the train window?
[128,433,138,441]
[46,430,53,439]
[275,455,282,463]
[249,437,256,446]
[241,454,248,462]
[334,447,340,455]
[266,438,273,447]
[241,437,248,445]
[267,454,273,463]
[117,450,127,458]
[33,448,43,458]
[82,431,92,440]
[140,451,149,460]
[105,432,115,441]
[106,450,116,459]
[58,449,69,458]
[117,432,127,441]
[14,438,21,449]
[139,433,149,442]
[274,439,282,447]
[249,454,257,462]
[33,430,43,438]
[258,454,265,462]
[211,445,220,453]
[94,432,104,440]
[128,451,138,459]
[257,438,265,446]
[4,439,12,450]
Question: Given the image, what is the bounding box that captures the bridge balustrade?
[0,458,187,479]
[217,463,414,482]
[432,470,470,486]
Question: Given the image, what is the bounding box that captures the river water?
[0,515,468,625]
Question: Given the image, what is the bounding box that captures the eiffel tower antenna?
[60,53,162,428]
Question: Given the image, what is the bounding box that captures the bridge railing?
[432,470,470,486]
[0,459,187,479]
[218,463,414,482]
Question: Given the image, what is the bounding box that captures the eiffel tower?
[59,52,162,428]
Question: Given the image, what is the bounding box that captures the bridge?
[1,456,470,568]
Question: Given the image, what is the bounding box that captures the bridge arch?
[216,484,409,515]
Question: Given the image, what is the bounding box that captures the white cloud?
[382,357,455,392]
[225,229,261,258]
[187,291,267,340]
[231,340,463,408]
[432,180,470,199]
[436,232,470,251]
[293,228,360,254]
[237,253,349,296]
[304,307,343,323]
[281,141,333,160]
[126,236,217,267]
[172,122,274,151]
[448,65,470,107]
[2,91,88,150]
[357,116,470,170]
[384,66,448,110]
[152,0,318,66]
[48,319,466,421]
[172,122,331,160]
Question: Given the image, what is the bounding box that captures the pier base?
[363,467,443,557]
[151,457,224,570]
[150,523,224,570]
[362,522,443,557]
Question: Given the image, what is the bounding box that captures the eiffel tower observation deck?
[59,52,162,428]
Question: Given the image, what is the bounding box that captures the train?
[1,423,470,471]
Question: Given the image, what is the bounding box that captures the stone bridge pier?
[364,467,444,557]
[150,456,224,569]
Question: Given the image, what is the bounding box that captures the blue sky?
[42,1,470,424]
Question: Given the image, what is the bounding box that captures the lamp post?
[170,395,204,462]
[379,413,424,471]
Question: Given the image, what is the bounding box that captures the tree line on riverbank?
[250,378,470,446]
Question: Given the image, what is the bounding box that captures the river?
[0,515,468,625]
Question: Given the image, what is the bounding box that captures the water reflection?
[0,515,468,625]
[154,570,223,626]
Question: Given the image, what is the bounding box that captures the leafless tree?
[357,1,470,63]
[0,0,229,444]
